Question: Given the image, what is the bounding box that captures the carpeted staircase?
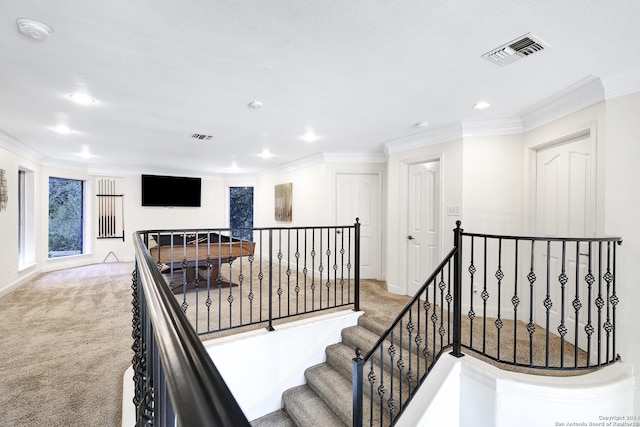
[251,313,406,427]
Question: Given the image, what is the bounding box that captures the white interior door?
[534,134,593,348]
[336,173,381,279]
[407,160,440,296]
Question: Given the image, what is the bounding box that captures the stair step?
[282,384,346,427]
[304,364,352,426]
[250,408,296,427]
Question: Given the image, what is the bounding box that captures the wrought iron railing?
[131,231,250,426]
[352,222,622,426]
[140,220,361,335]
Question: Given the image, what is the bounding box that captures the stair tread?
[305,363,353,426]
[250,409,296,427]
[283,384,347,427]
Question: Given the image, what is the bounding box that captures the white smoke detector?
[16,18,54,40]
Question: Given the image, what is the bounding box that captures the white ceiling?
[1,1,639,176]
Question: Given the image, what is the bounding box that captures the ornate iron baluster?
[512,239,520,363]
[558,241,568,368]
[468,236,476,348]
[495,238,504,360]
[527,239,536,366]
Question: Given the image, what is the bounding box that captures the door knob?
[407,235,414,240]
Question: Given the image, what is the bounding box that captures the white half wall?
[397,353,636,427]
[203,310,362,421]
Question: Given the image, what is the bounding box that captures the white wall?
[397,353,635,427]
[603,92,640,414]
[462,134,524,235]
[203,310,362,421]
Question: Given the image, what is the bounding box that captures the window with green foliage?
[48,177,84,258]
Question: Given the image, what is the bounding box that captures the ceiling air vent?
[191,133,213,140]
[482,33,548,66]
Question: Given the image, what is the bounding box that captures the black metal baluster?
[304,228,308,313]
[527,240,536,366]
[326,227,332,308]
[574,241,581,367]
[612,241,619,362]
[468,236,476,348]
[287,229,291,316]
[368,358,375,427]
[512,239,519,364]
[238,236,244,326]
[248,237,254,325]
[311,230,316,311]
[431,276,437,362]
[228,232,235,329]
[259,230,264,323]
[597,241,603,365]
[397,320,404,418]
[544,240,552,368]
[277,230,283,318]
[205,235,212,333]
[378,344,385,427]
[604,242,614,363]
[482,237,488,355]
[333,227,338,307]
[495,238,503,360]
[558,241,568,368]
[267,229,274,331]
[339,227,345,306]
[406,308,414,398]
[416,298,422,380]
[295,229,300,314]
[438,269,445,352]
[217,231,223,331]
[319,229,324,309]
[194,232,200,333]
[585,241,594,367]
[388,330,395,423]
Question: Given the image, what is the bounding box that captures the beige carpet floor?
[0,261,589,426]
[0,262,134,427]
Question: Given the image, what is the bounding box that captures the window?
[229,187,253,241]
[48,177,85,258]
[18,167,35,267]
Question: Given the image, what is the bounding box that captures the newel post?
[354,218,361,312]
[450,221,464,358]
[352,348,364,427]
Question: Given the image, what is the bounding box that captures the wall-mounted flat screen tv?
[141,174,201,207]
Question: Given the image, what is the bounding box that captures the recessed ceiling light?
[248,101,263,109]
[68,93,96,105]
[229,161,240,172]
[415,122,429,128]
[16,18,54,40]
[301,129,320,143]
[53,124,72,134]
[473,101,491,110]
[258,148,275,159]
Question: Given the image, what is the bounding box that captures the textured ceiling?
[1,1,639,175]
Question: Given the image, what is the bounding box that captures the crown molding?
[322,152,387,164]
[462,116,524,137]
[519,76,605,132]
[601,68,640,100]
[0,130,45,163]
[256,152,326,176]
[384,123,463,155]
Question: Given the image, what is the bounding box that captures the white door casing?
[336,173,382,280]
[407,160,441,296]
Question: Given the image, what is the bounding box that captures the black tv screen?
[141,174,201,207]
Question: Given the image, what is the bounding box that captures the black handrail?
[132,231,250,426]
